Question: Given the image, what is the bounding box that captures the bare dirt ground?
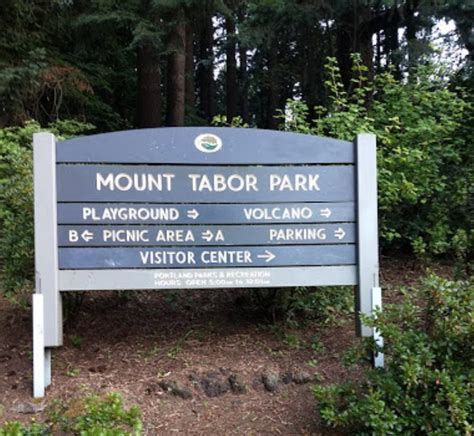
[0,257,453,435]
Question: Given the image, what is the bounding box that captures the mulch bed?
[0,256,453,434]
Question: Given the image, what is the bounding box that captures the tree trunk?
[238,42,249,124]
[406,0,420,74]
[136,42,161,128]
[166,9,186,126]
[357,4,375,82]
[185,21,195,110]
[197,14,215,122]
[335,9,354,91]
[375,30,382,74]
[455,20,474,63]
[266,45,279,130]
[385,8,401,80]
[359,28,374,82]
[301,25,323,121]
[253,50,266,127]
[225,15,238,122]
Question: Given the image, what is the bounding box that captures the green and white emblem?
[194,133,222,153]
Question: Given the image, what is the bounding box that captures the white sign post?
[33,133,62,398]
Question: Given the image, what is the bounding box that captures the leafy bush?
[0,393,142,435]
[212,115,250,128]
[281,286,353,326]
[56,392,142,434]
[0,421,47,436]
[284,55,473,259]
[242,285,353,326]
[0,120,93,302]
[314,275,474,435]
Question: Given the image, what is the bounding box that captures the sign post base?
[372,287,384,368]
[33,294,45,398]
[33,294,52,398]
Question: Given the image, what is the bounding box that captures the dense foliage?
[0,1,473,130]
[0,120,92,302]
[243,285,354,326]
[0,392,142,435]
[314,275,474,435]
[284,56,473,258]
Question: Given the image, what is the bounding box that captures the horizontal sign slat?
[59,266,358,291]
[56,165,355,203]
[57,128,354,164]
[59,245,355,269]
[58,223,356,246]
[57,202,355,224]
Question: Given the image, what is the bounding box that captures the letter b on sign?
[69,230,78,243]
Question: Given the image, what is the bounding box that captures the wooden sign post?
[32,128,382,397]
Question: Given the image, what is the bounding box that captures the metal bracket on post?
[33,132,62,397]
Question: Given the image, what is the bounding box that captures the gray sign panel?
[57,127,354,164]
[58,223,355,246]
[59,245,356,269]
[56,165,355,202]
[57,202,355,224]
[59,266,358,291]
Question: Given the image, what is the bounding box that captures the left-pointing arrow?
[81,230,93,242]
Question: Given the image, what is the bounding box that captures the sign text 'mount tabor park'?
[32,127,382,397]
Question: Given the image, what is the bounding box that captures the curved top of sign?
[57,127,354,164]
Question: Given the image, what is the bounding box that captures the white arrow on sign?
[187,209,199,220]
[320,208,332,218]
[201,230,213,242]
[257,250,276,263]
[334,227,345,240]
[81,230,94,242]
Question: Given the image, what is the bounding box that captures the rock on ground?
[199,371,230,398]
[292,371,312,384]
[262,370,279,392]
[229,374,247,394]
[158,380,193,400]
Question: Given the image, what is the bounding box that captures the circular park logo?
[194,133,222,153]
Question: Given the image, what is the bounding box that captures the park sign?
[32,127,382,397]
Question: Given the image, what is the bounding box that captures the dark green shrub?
[282,286,353,326]
[0,421,47,436]
[245,286,353,326]
[59,392,142,435]
[314,275,474,435]
[0,120,93,302]
[0,393,142,435]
